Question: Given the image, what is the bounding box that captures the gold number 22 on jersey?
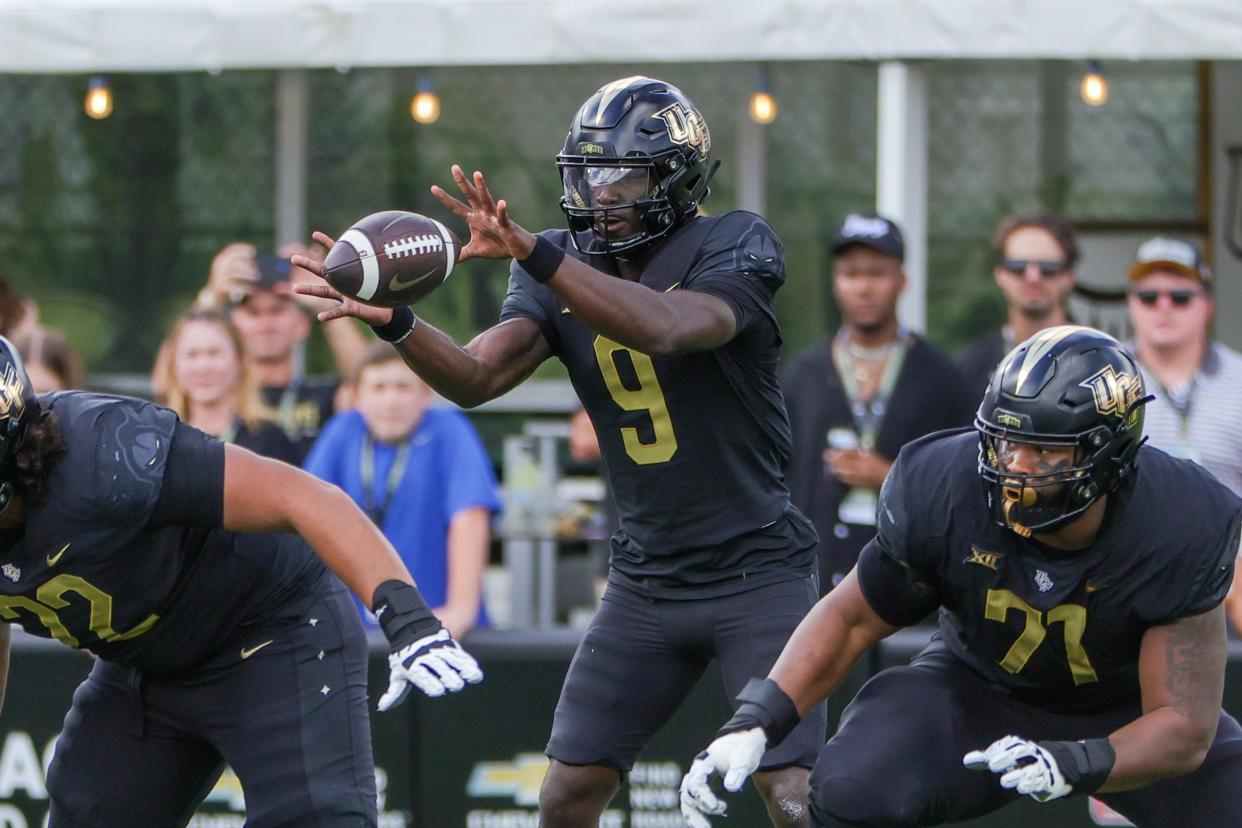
[985,588,1098,685]
[593,336,678,465]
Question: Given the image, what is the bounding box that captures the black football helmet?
[976,326,1148,537]
[0,335,36,514]
[556,76,719,256]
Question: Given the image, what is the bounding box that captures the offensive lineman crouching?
[682,326,1242,827]
[0,335,480,827]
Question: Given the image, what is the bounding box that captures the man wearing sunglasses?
[1125,236,1242,635]
[958,213,1079,395]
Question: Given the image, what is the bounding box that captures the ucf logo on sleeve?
[1079,366,1142,420]
[655,102,711,156]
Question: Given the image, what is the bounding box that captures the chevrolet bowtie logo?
[466,753,550,806]
[965,546,1003,571]
[46,543,70,567]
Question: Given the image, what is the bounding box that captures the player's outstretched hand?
[289,231,395,327]
[371,580,483,712]
[431,165,537,263]
[378,629,483,711]
[964,735,1072,802]
[679,728,767,828]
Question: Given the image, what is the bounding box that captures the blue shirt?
[304,408,500,628]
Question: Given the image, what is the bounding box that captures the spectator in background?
[783,211,973,592]
[154,308,299,464]
[958,212,1079,394]
[304,342,499,640]
[1123,237,1242,635]
[196,242,367,461]
[15,326,85,391]
[0,274,33,340]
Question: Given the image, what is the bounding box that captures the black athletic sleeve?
[684,212,784,336]
[1163,506,1242,622]
[150,421,225,528]
[856,448,943,626]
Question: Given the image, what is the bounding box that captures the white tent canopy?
[2,0,1242,73]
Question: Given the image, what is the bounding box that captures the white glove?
[378,629,483,711]
[679,727,767,828]
[963,734,1072,802]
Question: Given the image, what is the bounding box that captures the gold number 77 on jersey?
[985,588,1099,685]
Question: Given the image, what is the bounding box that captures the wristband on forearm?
[717,678,802,747]
[1038,738,1116,795]
[370,306,417,343]
[518,236,566,284]
[372,579,441,647]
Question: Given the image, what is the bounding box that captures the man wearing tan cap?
[1126,236,1242,634]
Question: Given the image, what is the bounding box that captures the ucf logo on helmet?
[0,364,25,418]
[1079,365,1141,419]
[655,102,710,156]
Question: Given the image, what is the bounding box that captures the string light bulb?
[410,76,440,124]
[1080,60,1108,107]
[748,68,777,125]
[84,76,113,120]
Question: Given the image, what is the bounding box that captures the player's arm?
[769,571,900,712]
[220,443,483,706]
[221,444,412,603]
[0,621,9,716]
[432,165,737,355]
[680,571,899,824]
[1101,604,1227,791]
[391,315,551,409]
[291,238,552,409]
[437,506,490,639]
[536,253,736,354]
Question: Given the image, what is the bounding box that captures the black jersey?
[261,377,338,463]
[858,429,1242,712]
[0,392,325,674]
[500,213,816,596]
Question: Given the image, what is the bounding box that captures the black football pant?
[808,639,1242,827]
[547,575,826,772]
[46,576,377,827]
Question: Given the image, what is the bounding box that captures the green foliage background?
[0,61,1199,378]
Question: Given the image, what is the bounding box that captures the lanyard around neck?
[832,329,909,450]
[359,435,411,526]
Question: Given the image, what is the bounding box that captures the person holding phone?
[195,243,367,461]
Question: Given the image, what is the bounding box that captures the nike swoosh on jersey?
[240,640,275,659]
[46,543,70,567]
[1085,581,1110,593]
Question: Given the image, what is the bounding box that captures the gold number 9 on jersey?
[593,336,678,465]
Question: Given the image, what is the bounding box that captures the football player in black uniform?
[0,336,481,827]
[293,77,822,826]
[681,326,1242,827]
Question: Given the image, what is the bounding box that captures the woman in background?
[154,308,299,464]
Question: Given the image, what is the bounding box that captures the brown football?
[323,210,462,307]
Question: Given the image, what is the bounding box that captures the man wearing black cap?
[783,211,973,591]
